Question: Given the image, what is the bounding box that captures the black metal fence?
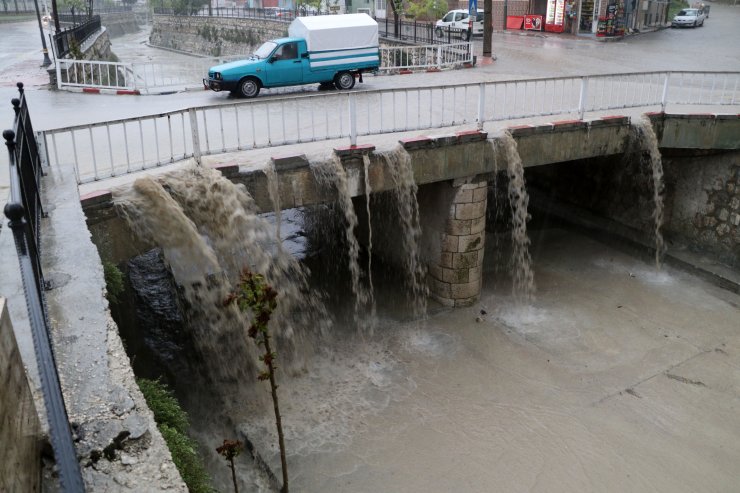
[0,0,36,14]
[153,6,331,20]
[151,7,467,45]
[3,83,84,492]
[53,14,101,58]
[377,17,468,44]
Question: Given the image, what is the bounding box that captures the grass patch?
[103,261,125,304]
[137,378,214,493]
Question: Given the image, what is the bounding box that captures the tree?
[224,269,289,493]
[405,0,447,21]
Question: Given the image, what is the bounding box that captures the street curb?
[71,87,141,95]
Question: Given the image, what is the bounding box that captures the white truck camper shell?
[288,13,379,52]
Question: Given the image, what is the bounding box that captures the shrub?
[137,378,214,493]
[103,261,125,304]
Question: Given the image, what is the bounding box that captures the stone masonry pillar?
[427,179,487,307]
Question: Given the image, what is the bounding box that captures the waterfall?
[114,166,325,380]
[634,116,666,269]
[311,155,370,327]
[363,154,377,326]
[380,146,428,320]
[497,132,536,301]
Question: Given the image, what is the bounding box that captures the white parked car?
[671,8,706,28]
[435,9,484,39]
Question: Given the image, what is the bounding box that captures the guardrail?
[56,43,469,93]
[41,71,739,185]
[378,17,468,44]
[56,58,217,92]
[379,42,472,71]
[53,15,101,58]
[3,83,84,492]
[153,6,330,20]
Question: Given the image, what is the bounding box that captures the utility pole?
[483,0,492,57]
[51,0,60,33]
[32,0,52,66]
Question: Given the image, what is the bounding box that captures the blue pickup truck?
[204,14,380,98]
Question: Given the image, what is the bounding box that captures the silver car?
[671,8,706,28]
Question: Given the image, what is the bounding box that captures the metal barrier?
[56,59,136,90]
[41,71,739,185]
[379,42,472,71]
[377,17,467,44]
[153,6,330,20]
[53,15,101,59]
[3,83,84,492]
[56,45,466,93]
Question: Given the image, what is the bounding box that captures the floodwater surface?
[239,227,739,493]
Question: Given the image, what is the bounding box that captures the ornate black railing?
[154,6,342,20]
[151,7,466,45]
[377,16,468,44]
[3,82,84,492]
[53,14,101,58]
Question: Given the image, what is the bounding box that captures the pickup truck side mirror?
[269,56,278,63]
[301,52,309,59]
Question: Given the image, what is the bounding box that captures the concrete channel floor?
[237,228,740,493]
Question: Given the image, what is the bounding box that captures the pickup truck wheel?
[334,71,355,90]
[461,30,469,41]
[238,77,260,98]
[435,26,443,38]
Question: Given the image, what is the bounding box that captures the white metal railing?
[56,58,215,93]
[41,71,739,184]
[379,42,472,71]
[56,59,136,91]
[56,44,472,93]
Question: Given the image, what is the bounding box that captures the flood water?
[239,224,739,492]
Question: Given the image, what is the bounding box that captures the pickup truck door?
[264,42,303,86]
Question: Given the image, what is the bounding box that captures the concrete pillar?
[427,179,487,307]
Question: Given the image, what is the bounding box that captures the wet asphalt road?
[0,4,738,132]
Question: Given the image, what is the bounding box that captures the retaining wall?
[101,12,140,37]
[149,14,288,57]
[0,298,41,493]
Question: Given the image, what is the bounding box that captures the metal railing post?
[188,108,202,165]
[56,60,62,90]
[437,45,442,69]
[5,96,85,493]
[661,72,670,112]
[349,93,357,147]
[477,82,486,130]
[578,76,589,120]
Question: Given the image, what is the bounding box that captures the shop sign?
[524,14,543,30]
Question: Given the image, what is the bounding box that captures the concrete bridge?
[82,112,740,307]
[2,96,739,490]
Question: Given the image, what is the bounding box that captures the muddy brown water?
[235,226,739,493]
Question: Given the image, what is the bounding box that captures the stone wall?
[149,15,288,57]
[525,150,740,268]
[79,28,115,61]
[423,179,487,307]
[663,152,740,267]
[101,13,140,38]
[0,298,41,493]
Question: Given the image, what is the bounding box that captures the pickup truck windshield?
[254,41,277,60]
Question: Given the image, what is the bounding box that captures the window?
[275,42,298,60]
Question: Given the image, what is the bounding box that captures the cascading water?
[362,154,377,325]
[497,132,536,301]
[634,116,666,269]
[380,146,428,320]
[310,155,371,327]
[114,167,326,383]
[264,161,282,251]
